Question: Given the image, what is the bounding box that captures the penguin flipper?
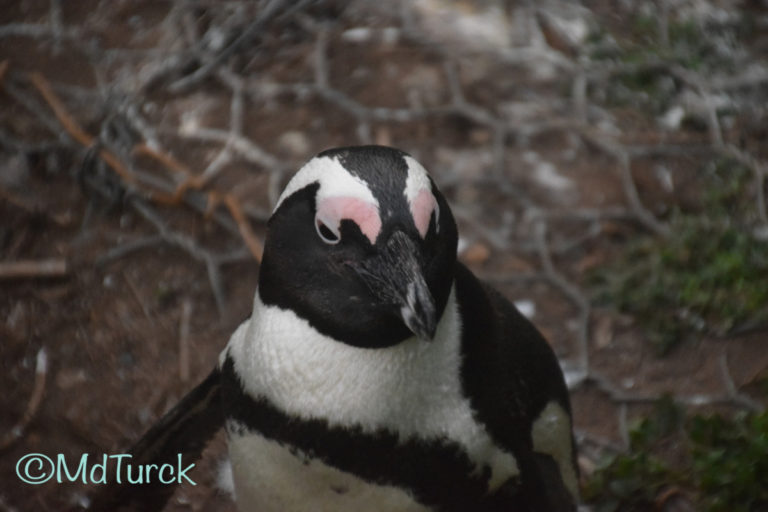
[88,367,224,512]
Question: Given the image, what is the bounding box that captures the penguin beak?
[353,231,437,340]
[397,267,438,341]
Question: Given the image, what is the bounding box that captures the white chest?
[220,288,520,508]
[227,430,431,512]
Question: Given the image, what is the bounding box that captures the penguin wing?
[88,367,224,512]
[453,263,578,511]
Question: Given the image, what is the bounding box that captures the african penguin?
[218,145,579,512]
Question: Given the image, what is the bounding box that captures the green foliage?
[588,11,745,113]
[621,18,706,71]
[607,69,677,114]
[584,450,674,512]
[591,159,768,354]
[689,412,768,511]
[583,396,684,511]
[599,216,768,353]
[585,398,768,512]
[625,13,733,71]
[703,158,755,218]
[758,377,768,399]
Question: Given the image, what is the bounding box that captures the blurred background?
[1,0,767,510]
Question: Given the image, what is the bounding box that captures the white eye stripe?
[274,155,378,213]
[403,156,431,203]
[402,155,439,238]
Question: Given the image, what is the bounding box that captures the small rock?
[374,127,392,147]
[103,274,116,288]
[577,455,596,478]
[456,237,469,254]
[659,105,685,130]
[753,225,768,241]
[277,131,311,158]
[594,315,614,349]
[655,164,675,193]
[500,256,534,273]
[514,299,536,319]
[341,27,373,43]
[216,458,235,498]
[56,368,87,389]
[119,213,133,229]
[381,27,400,45]
[412,0,512,53]
[6,302,26,331]
[560,362,588,389]
[435,147,493,181]
[535,162,574,192]
[341,27,400,46]
[536,7,592,57]
[401,66,444,107]
[575,251,606,273]
[460,242,491,264]
[523,151,574,193]
[216,458,236,498]
[469,129,492,144]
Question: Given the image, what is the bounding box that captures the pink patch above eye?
[411,189,437,238]
[316,197,382,244]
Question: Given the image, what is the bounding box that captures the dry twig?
[0,259,68,280]
[27,71,265,260]
[0,349,48,451]
[179,299,193,383]
[224,194,264,261]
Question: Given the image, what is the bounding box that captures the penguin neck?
[228,285,463,434]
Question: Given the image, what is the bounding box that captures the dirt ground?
[1,1,767,511]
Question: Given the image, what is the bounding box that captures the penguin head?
[258,145,458,348]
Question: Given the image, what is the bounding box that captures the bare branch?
[534,220,591,373]
[719,352,763,412]
[168,0,292,93]
[129,198,229,315]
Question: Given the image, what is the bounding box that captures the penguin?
[219,146,578,511]
[89,145,578,512]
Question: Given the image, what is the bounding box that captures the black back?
[455,262,577,511]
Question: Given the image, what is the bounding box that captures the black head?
[258,145,458,348]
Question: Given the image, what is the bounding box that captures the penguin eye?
[315,216,340,245]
